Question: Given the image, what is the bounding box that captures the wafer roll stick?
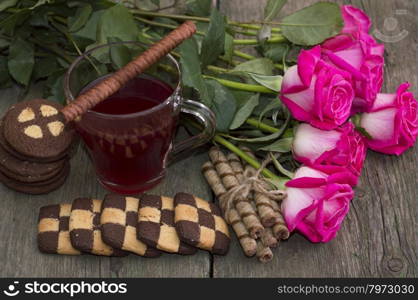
[256,240,273,263]
[260,227,278,248]
[201,161,257,256]
[226,153,245,183]
[239,147,282,227]
[208,147,264,238]
[269,199,290,240]
[61,21,196,122]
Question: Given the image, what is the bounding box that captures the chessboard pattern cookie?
[69,198,128,257]
[174,193,230,255]
[3,99,74,160]
[101,194,161,257]
[38,204,80,255]
[137,195,197,255]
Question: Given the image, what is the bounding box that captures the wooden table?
[0,0,416,278]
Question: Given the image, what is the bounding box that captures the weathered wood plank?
[215,0,417,278]
[0,85,211,278]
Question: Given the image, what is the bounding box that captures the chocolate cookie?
[137,195,197,255]
[174,193,230,255]
[38,204,81,255]
[101,194,161,257]
[0,163,69,194]
[69,198,128,257]
[0,144,65,182]
[3,99,74,160]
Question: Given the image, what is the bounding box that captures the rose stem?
[245,118,280,133]
[130,10,281,33]
[203,76,276,94]
[213,135,286,183]
[134,17,285,45]
[233,50,284,70]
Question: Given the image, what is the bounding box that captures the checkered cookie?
[69,198,128,257]
[38,204,80,255]
[174,193,230,255]
[137,195,197,255]
[100,194,161,257]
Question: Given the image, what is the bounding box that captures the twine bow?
[221,157,287,219]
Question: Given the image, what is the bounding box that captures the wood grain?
[0,86,211,278]
[0,0,416,278]
[216,0,417,278]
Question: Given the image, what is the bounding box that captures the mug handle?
[169,99,216,163]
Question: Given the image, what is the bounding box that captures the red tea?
[76,75,176,194]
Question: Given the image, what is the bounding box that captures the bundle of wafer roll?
[202,146,289,263]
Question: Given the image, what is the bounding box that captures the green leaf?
[68,3,93,32]
[270,153,294,178]
[200,9,226,67]
[280,2,343,45]
[206,79,237,132]
[260,43,289,62]
[248,73,282,92]
[186,0,212,17]
[230,93,260,130]
[222,32,234,63]
[108,37,132,69]
[97,4,139,44]
[0,39,9,49]
[264,0,287,21]
[0,0,18,12]
[72,10,104,41]
[0,10,31,36]
[178,37,210,105]
[0,56,12,88]
[259,137,293,152]
[258,100,282,120]
[33,56,59,80]
[227,112,290,143]
[134,0,159,11]
[7,38,34,86]
[44,69,66,103]
[232,58,275,75]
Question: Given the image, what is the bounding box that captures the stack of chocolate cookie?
[38,193,231,257]
[0,99,75,194]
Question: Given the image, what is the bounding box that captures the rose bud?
[341,5,371,35]
[321,5,384,113]
[359,82,418,155]
[293,122,367,185]
[280,46,354,130]
[281,166,354,243]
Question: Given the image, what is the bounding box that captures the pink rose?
[322,32,384,113]
[341,5,371,35]
[360,82,418,155]
[280,46,354,130]
[282,166,354,243]
[293,122,367,184]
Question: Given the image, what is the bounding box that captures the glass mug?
[64,41,215,194]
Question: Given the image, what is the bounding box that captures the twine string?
[222,156,287,221]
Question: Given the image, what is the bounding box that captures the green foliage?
[280,2,343,45]
[7,37,34,86]
[200,9,226,68]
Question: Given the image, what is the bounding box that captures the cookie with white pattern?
[137,194,197,255]
[174,193,230,255]
[3,99,74,160]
